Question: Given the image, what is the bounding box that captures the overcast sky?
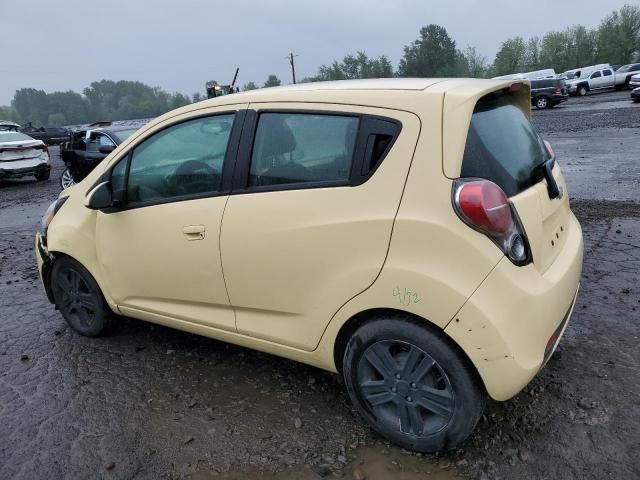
[0,0,631,105]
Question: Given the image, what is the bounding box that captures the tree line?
[1,4,637,126]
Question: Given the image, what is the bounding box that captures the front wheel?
[60,168,75,189]
[50,257,110,336]
[343,317,485,452]
[577,85,588,96]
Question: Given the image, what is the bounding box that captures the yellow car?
[36,78,583,452]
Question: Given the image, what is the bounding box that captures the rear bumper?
[445,212,583,401]
[551,94,569,104]
[0,158,50,179]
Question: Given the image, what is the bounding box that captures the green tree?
[263,75,281,87]
[538,31,572,72]
[12,88,49,125]
[522,37,541,71]
[492,37,526,76]
[192,92,204,102]
[0,105,20,122]
[463,46,489,78]
[313,52,393,81]
[597,4,640,64]
[243,81,258,90]
[398,25,461,77]
[567,25,598,68]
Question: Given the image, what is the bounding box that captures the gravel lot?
[1,90,639,480]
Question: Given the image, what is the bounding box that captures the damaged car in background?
[0,130,50,181]
[59,124,141,189]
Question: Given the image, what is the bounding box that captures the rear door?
[220,104,421,351]
[602,69,614,89]
[453,89,571,273]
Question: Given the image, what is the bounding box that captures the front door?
[96,109,245,331]
[220,104,421,350]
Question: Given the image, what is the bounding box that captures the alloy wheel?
[356,340,455,437]
[53,266,99,330]
[60,169,75,189]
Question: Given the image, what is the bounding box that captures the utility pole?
[287,52,298,84]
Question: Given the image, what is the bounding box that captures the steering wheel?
[170,160,220,196]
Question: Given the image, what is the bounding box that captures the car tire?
[535,96,550,110]
[35,170,50,181]
[50,256,111,337]
[60,168,75,189]
[342,316,486,453]
[577,85,588,96]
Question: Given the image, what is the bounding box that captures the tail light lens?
[35,143,49,153]
[453,179,531,265]
[554,87,562,94]
[543,140,554,158]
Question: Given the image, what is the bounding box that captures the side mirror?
[99,144,115,154]
[85,181,113,210]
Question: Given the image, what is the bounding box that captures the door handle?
[182,225,205,240]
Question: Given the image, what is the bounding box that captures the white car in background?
[629,73,640,89]
[0,131,51,181]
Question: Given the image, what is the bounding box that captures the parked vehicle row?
[36,78,583,453]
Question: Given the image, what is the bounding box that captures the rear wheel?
[50,257,110,336]
[535,96,550,110]
[343,317,485,452]
[60,168,75,189]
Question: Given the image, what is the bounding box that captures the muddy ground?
[1,90,639,480]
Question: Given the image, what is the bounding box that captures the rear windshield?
[461,92,550,197]
[0,132,34,143]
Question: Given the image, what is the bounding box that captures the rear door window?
[461,92,550,197]
[603,69,612,77]
[249,113,358,187]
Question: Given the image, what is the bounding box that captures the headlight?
[42,197,68,234]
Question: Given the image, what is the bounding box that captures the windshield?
[461,92,550,197]
[0,132,35,143]
[110,128,138,143]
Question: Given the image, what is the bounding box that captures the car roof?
[160,78,524,115]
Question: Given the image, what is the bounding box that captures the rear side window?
[249,113,358,187]
[461,92,550,197]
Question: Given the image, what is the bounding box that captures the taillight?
[35,143,49,153]
[543,140,554,158]
[554,87,561,94]
[453,179,531,265]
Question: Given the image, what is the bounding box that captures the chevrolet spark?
[36,78,583,452]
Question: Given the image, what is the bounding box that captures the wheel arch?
[47,250,118,314]
[332,308,486,393]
